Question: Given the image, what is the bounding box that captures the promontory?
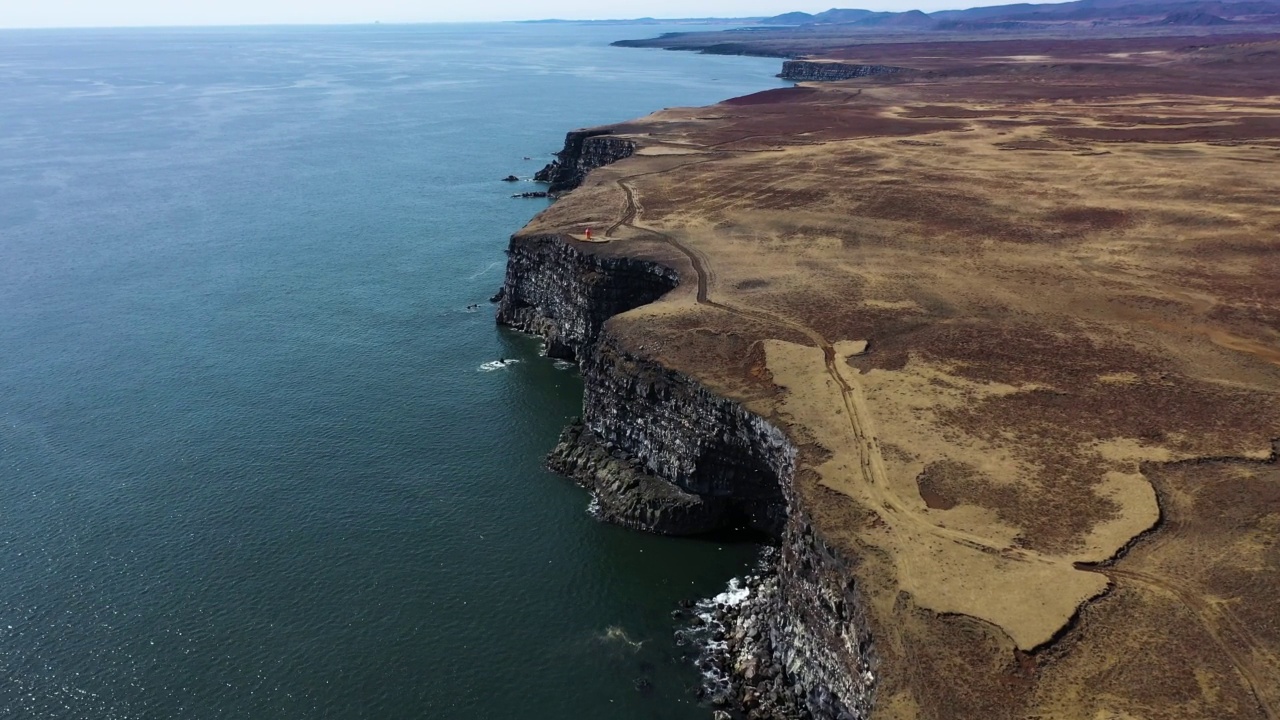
[497,21,1280,720]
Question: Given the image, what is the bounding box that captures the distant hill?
[850,9,939,27]
[756,0,1280,27]
[1150,9,1235,22]
[758,11,817,24]
[810,8,880,23]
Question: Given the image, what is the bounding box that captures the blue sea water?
[0,23,786,719]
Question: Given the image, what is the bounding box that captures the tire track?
[606,168,1277,701]
[596,134,1278,713]
[1102,567,1278,720]
[611,174,1059,568]
[604,157,722,238]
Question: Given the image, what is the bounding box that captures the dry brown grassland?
[523,36,1280,719]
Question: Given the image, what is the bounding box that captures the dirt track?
[521,34,1280,719]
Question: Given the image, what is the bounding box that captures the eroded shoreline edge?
[493,130,876,719]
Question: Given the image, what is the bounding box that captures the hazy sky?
[0,0,983,29]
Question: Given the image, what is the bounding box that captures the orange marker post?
[584,227,593,240]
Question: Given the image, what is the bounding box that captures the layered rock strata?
[778,61,904,81]
[710,552,875,720]
[497,237,873,716]
[548,420,723,535]
[556,330,794,537]
[533,129,637,195]
[496,131,874,719]
[493,234,677,360]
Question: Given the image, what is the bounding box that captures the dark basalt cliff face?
[709,512,877,720]
[779,60,904,81]
[497,136,875,719]
[533,129,637,195]
[493,235,677,360]
[760,515,877,719]
[553,330,794,537]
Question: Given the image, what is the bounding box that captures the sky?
[0,0,987,29]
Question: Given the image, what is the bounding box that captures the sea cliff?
[497,130,875,719]
[495,29,1280,720]
[531,129,637,195]
[778,61,904,81]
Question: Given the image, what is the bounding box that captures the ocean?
[0,22,786,718]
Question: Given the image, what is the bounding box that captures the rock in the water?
[501,175,520,182]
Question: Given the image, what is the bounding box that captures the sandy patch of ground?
[523,34,1280,719]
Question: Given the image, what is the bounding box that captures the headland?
[497,22,1280,720]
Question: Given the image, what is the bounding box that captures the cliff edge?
[498,35,1280,720]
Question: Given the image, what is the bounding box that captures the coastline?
[0,24,810,720]
[495,119,875,719]
[496,29,1280,719]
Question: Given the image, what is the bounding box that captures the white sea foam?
[712,577,751,607]
[478,359,520,372]
[686,579,747,687]
[600,625,645,650]
[682,552,777,691]
[690,577,750,656]
[467,261,501,281]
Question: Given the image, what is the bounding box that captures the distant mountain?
[758,11,817,24]
[851,9,939,27]
[760,7,935,27]
[809,8,879,22]
[758,0,1280,27]
[928,2,1044,21]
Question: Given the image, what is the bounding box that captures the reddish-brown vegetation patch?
[723,86,821,106]
[539,28,1280,720]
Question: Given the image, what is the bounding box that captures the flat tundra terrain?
[523,35,1280,718]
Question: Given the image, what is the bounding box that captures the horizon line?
[0,2,1071,31]
[0,17,772,31]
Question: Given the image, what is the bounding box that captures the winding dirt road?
[602,165,1278,717]
[609,173,1059,567]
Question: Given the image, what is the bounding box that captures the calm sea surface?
[0,23,786,719]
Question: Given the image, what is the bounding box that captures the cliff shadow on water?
[494,129,877,720]
[495,228,793,540]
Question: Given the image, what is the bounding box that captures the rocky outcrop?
[555,331,794,537]
[533,129,637,195]
[779,61,905,81]
[702,521,876,720]
[495,238,876,718]
[493,235,677,360]
[767,512,877,719]
[497,140,875,719]
[549,420,729,535]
